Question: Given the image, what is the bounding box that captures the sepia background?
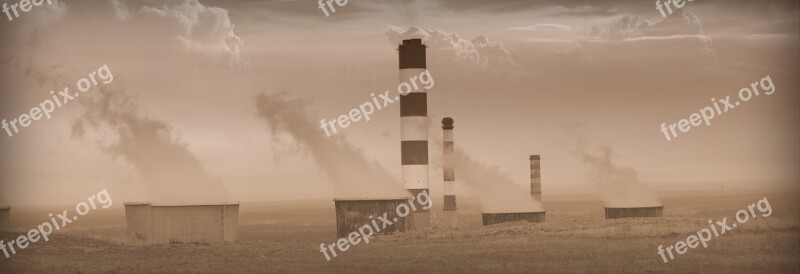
[0,0,798,273]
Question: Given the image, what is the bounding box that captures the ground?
[0,190,798,273]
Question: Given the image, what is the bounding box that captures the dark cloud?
[435,0,798,14]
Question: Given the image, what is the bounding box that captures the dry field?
[0,190,798,273]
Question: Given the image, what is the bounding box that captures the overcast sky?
[0,0,798,206]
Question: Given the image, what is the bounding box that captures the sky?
[0,0,797,206]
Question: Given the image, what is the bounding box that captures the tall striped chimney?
[442,117,456,227]
[399,38,430,229]
[530,155,541,202]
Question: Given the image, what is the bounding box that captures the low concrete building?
[605,206,663,219]
[482,212,545,226]
[334,198,413,238]
[125,202,239,245]
[0,207,9,232]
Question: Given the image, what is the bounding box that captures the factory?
[124,202,239,245]
[331,38,431,235]
[481,156,546,226]
[334,37,666,234]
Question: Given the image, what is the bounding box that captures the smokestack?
[399,38,430,229]
[530,155,541,202]
[442,117,456,227]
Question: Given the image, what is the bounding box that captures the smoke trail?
[72,87,229,204]
[578,145,661,207]
[254,92,409,199]
[452,149,543,213]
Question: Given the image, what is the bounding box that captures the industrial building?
[124,202,239,245]
[481,155,547,226]
[482,212,546,225]
[334,198,414,238]
[0,206,9,232]
[604,206,664,219]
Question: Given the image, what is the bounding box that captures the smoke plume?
[452,149,543,213]
[72,88,229,204]
[254,92,409,199]
[578,146,661,207]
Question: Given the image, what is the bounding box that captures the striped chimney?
[530,155,541,202]
[399,39,430,229]
[442,117,456,227]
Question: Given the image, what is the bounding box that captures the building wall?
[125,203,238,245]
[334,199,413,238]
[223,205,239,242]
[0,208,9,232]
[604,207,663,219]
[125,204,152,243]
[482,212,546,226]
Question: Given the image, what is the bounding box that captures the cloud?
[587,10,706,41]
[139,0,245,67]
[109,0,131,20]
[21,0,68,27]
[436,0,617,15]
[510,23,572,32]
[386,25,521,71]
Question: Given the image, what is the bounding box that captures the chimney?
[399,38,430,229]
[530,155,541,202]
[442,117,456,227]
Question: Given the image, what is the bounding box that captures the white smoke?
[254,92,409,199]
[452,149,543,213]
[578,146,661,208]
[72,87,229,204]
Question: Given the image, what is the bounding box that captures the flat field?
[0,190,798,273]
